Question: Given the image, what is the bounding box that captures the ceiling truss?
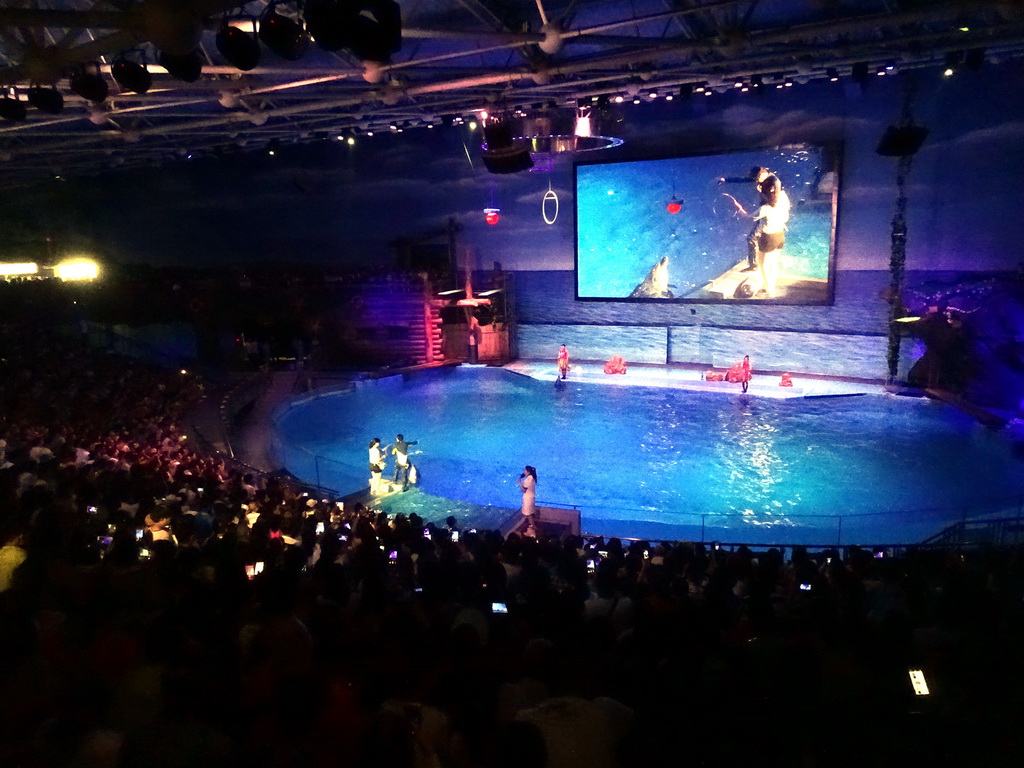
[0,0,1021,188]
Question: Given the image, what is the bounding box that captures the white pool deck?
[505,359,889,399]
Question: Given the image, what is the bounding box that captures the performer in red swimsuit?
[557,344,570,380]
[741,355,752,393]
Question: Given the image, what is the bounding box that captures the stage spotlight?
[574,107,591,137]
[259,4,310,61]
[158,50,202,82]
[851,61,870,85]
[305,0,349,51]
[0,91,27,121]
[827,67,839,82]
[481,118,533,174]
[876,124,928,157]
[217,22,261,71]
[26,86,63,114]
[943,50,962,76]
[69,64,108,102]
[307,0,404,60]
[56,257,100,281]
[111,57,152,94]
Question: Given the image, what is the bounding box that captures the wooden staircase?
[347,278,444,366]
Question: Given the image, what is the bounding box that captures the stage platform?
[505,360,887,399]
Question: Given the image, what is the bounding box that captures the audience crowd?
[2,323,1024,768]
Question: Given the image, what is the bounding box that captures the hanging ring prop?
[542,183,559,224]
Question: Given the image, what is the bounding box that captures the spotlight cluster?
[0,1,404,122]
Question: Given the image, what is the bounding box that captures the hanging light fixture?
[574,106,592,137]
[158,50,203,82]
[346,0,402,62]
[259,3,310,61]
[306,0,402,60]
[482,116,533,174]
[513,104,623,162]
[111,54,153,94]
[69,63,108,102]
[0,89,27,121]
[26,85,64,115]
[217,21,261,71]
[304,0,349,51]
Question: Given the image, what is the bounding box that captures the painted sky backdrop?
[3,59,1024,274]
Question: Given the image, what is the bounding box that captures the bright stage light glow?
[56,257,100,281]
[0,262,39,277]
[909,669,930,696]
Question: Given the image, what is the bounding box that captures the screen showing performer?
[575,143,839,304]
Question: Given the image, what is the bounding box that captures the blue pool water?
[273,367,1024,545]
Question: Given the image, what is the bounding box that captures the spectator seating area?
[3,323,1024,768]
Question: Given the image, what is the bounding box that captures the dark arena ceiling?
[1,0,1023,190]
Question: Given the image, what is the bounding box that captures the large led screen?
[575,144,839,304]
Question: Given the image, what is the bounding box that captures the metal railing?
[551,494,1024,548]
[922,514,1024,548]
[271,433,365,498]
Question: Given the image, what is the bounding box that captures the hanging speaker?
[876,125,928,157]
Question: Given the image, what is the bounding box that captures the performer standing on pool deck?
[518,465,538,534]
[557,344,570,380]
[391,433,418,492]
[368,437,385,495]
